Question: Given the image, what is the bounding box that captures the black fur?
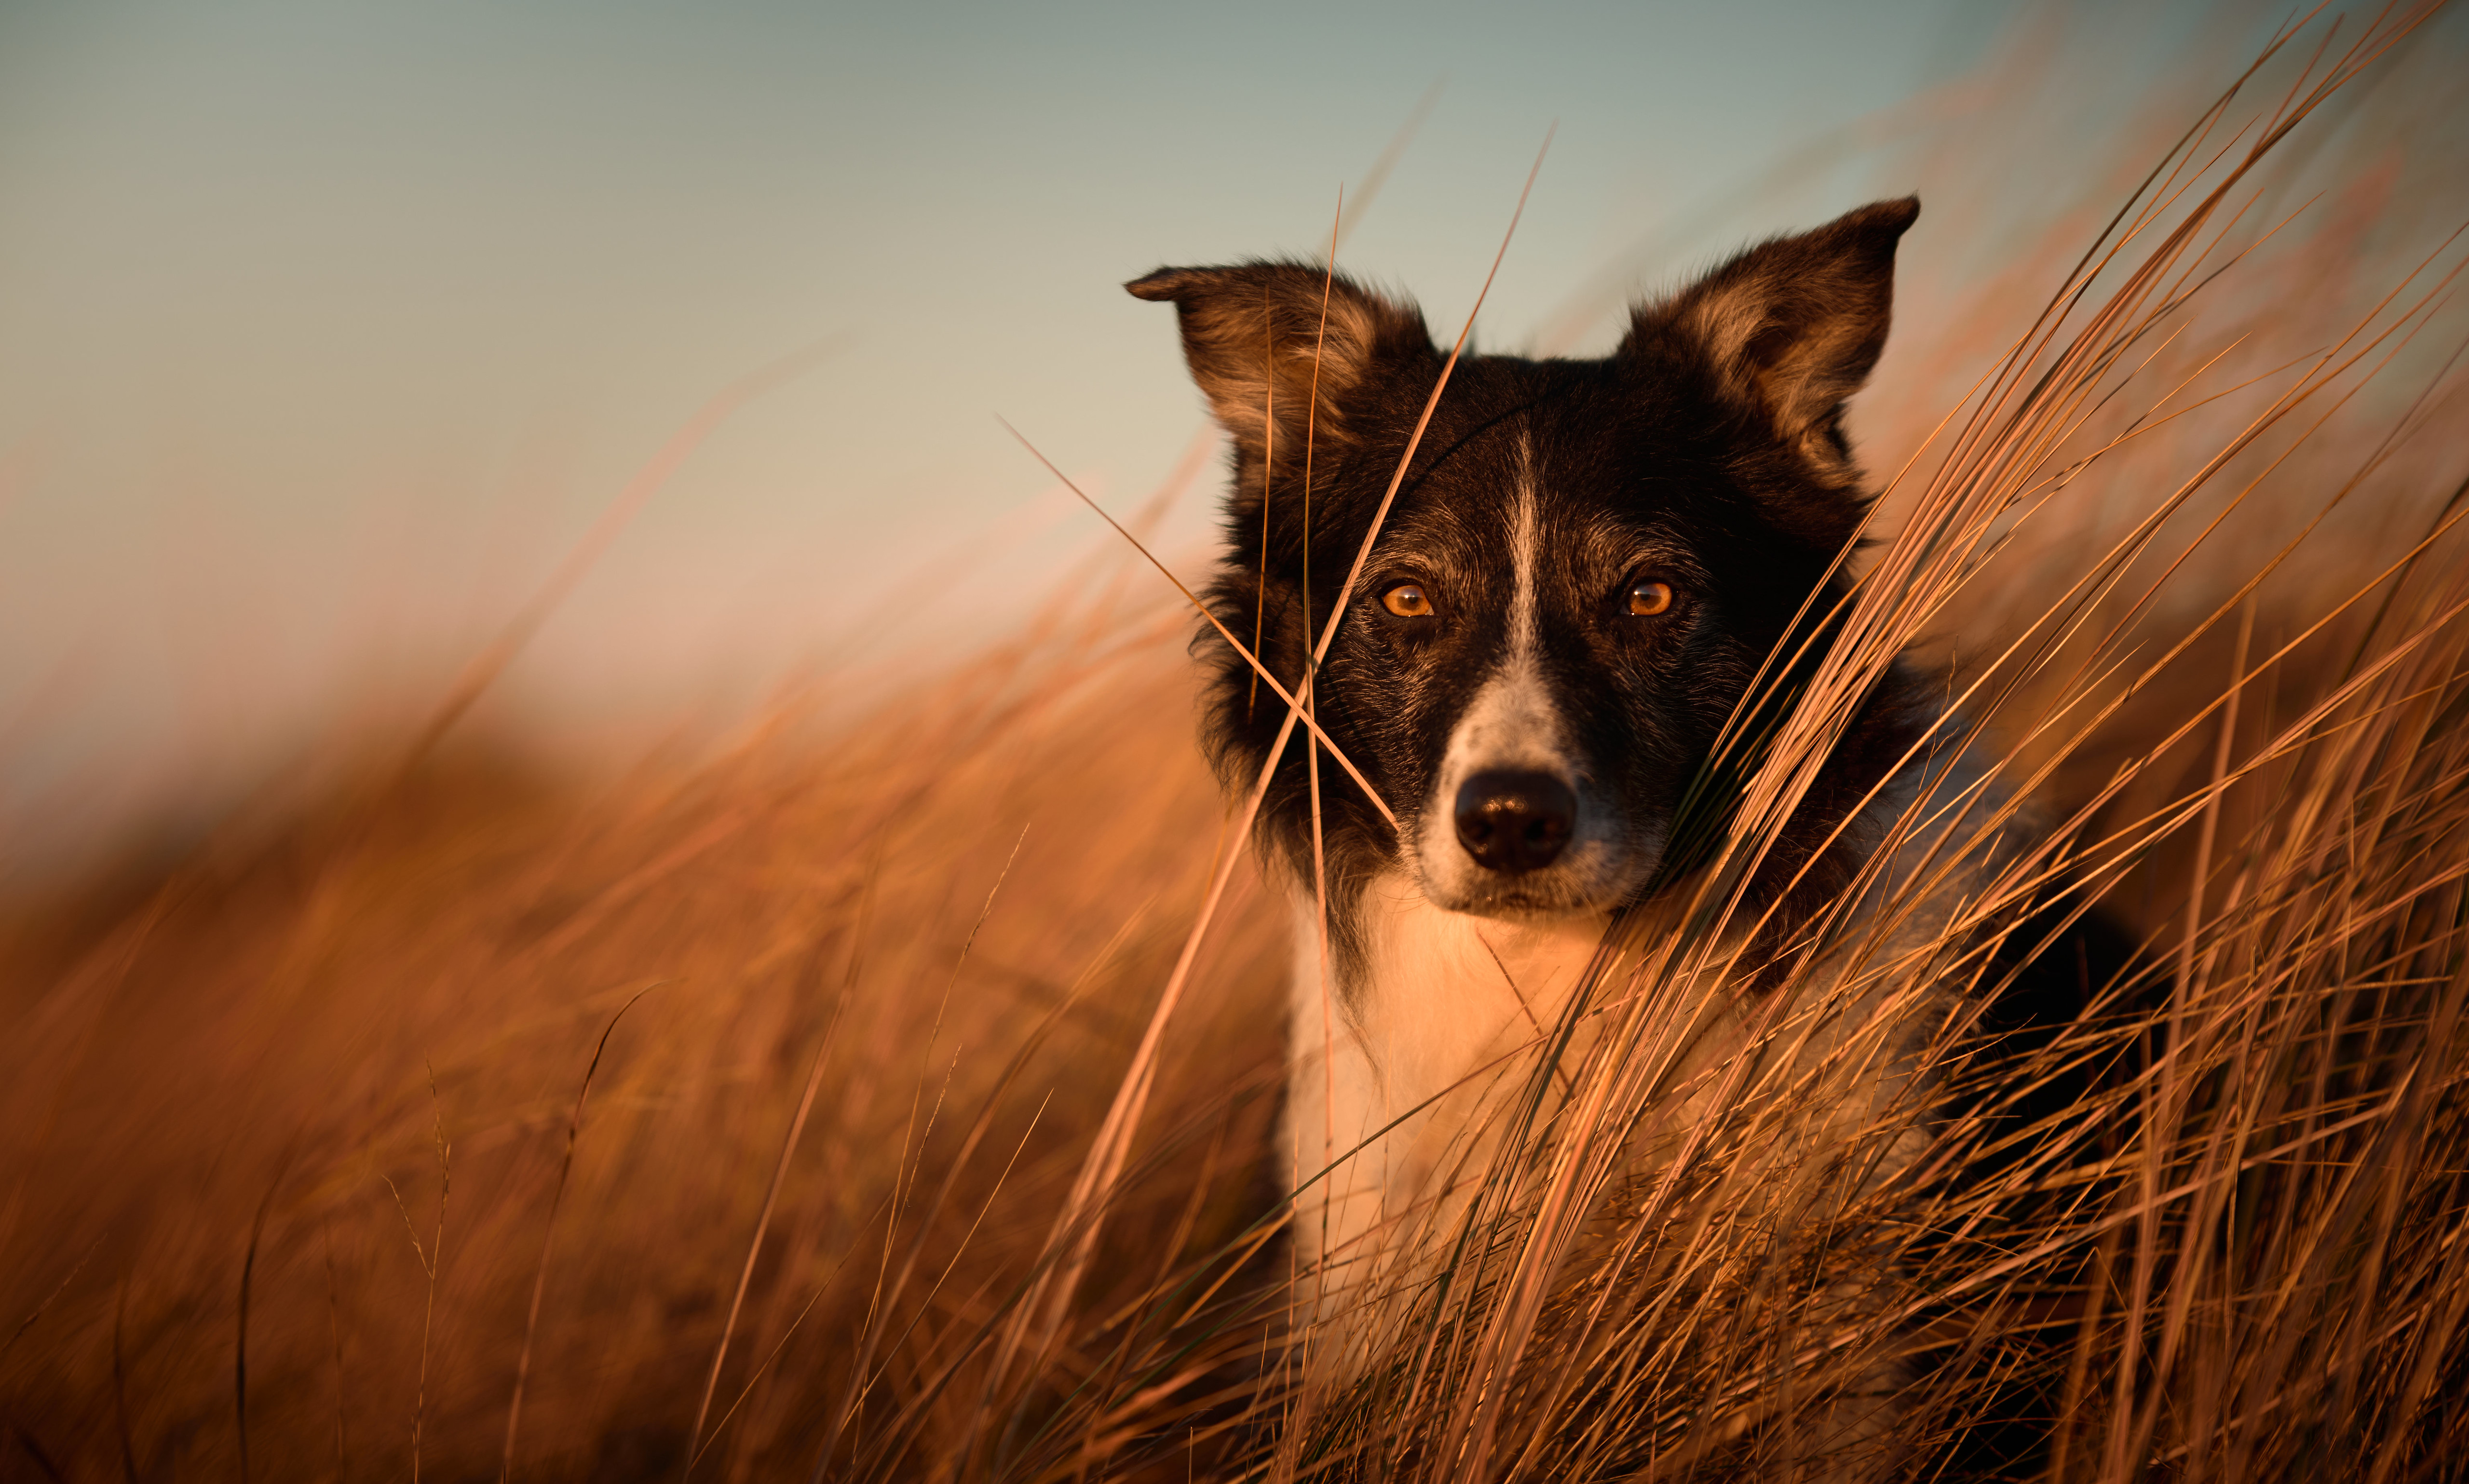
[1131,195,2152,1475]
[1128,198,1929,981]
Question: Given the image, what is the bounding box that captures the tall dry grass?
[1265,7,2469,1479]
[0,579,1301,1480]
[4,4,2468,1480]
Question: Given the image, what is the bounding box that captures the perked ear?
[1632,196,1919,479]
[1126,261,1433,463]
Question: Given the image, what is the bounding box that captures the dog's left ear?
[1628,195,1918,512]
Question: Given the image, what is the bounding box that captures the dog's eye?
[1382,582,1436,619]
[1627,580,1674,617]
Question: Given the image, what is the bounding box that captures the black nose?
[1453,770,1578,875]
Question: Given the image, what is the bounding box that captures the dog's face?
[1130,198,1917,922]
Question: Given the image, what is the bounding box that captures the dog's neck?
[1275,748,1994,1372]
[1279,873,1629,1357]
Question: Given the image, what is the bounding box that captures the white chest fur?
[1280,874,1756,1343]
[1277,834,1967,1380]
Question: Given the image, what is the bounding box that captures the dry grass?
[0,587,1299,1480]
[1272,9,2469,1477]
[5,5,2469,1480]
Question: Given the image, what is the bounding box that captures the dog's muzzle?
[1453,770,1578,874]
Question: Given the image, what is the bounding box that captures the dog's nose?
[1453,771,1578,874]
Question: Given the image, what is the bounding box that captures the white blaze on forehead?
[1508,434,1540,665]
[1433,429,1567,795]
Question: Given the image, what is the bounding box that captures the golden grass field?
[6,7,2469,1480]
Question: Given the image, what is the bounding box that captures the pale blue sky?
[3,0,2261,871]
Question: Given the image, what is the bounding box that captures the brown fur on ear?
[1631,197,1918,481]
[1126,261,1433,462]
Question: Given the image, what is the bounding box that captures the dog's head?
[1129,198,1919,921]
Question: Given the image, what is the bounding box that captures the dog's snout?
[1453,771,1577,875]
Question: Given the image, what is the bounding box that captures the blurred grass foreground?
[7,7,2469,1480]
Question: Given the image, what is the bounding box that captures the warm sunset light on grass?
[3,3,2466,1479]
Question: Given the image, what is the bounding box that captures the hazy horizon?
[0,0,2256,877]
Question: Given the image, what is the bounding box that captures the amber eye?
[1381,582,1436,619]
[1627,579,1674,616]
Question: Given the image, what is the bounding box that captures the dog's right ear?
[1126,262,1433,464]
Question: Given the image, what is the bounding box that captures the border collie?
[1130,200,2001,1447]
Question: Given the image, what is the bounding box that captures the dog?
[1129,197,2068,1468]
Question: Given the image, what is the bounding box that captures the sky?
[0,0,2244,873]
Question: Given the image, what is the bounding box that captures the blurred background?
[0,0,2262,884]
[7,6,2467,1477]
